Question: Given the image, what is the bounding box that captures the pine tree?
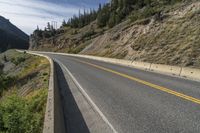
[119,0,124,9]
[97,4,110,27]
[47,22,51,31]
[98,3,102,12]
[36,25,39,31]
[111,0,118,10]
[62,20,67,27]
[61,0,180,29]
[108,12,116,28]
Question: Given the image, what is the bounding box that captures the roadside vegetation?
[0,50,49,133]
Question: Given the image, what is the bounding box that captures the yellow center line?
[72,58,200,105]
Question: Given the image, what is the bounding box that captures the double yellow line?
[73,58,200,105]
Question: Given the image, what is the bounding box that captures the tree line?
[64,0,184,28]
[32,0,184,38]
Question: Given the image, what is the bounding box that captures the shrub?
[3,55,8,62]
[0,75,16,96]
[0,63,4,73]
[11,56,26,66]
[0,94,26,133]
[42,72,48,76]
[130,6,160,23]
[82,30,95,39]
[0,89,47,133]
[0,108,4,131]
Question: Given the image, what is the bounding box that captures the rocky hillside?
[0,16,29,52]
[0,50,49,133]
[29,0,200,68]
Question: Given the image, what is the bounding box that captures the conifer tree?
[47,22,51,31]
[62,20,67,27]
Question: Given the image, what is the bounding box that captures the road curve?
[43,53,200,133]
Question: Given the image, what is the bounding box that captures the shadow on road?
[55,63,90,133]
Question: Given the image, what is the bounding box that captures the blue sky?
[0,0,108,34]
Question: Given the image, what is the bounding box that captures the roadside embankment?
[0,50,49,133]
[26,51,66,133]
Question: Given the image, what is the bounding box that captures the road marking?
[72,58,200,105]
[55,59,118,133]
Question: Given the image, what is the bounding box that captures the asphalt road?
[44,53,200,133]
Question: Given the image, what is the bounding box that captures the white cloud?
[0,0,83,34]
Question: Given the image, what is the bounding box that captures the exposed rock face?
[29,1,200,68]
[29,34,39,50]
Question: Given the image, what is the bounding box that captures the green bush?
[130,6,159,22]
[143,7,158,18]
[11,56,26,66]
[0,95,26,133]
[42,72,48,76]
[0,89,47,133]
[3,55,8,62]
[82,30,95,39]
[0,63,3,74]
[0,108,4,131]
[0,75,16,96]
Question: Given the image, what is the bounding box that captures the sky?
[0,0,108,35]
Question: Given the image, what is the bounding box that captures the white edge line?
[55,59,118,133]
[27,50,200,83]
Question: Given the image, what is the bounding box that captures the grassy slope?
[31,1,200,68]
[0,50,49,133]
[81,1,200,68]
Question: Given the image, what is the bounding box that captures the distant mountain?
[0,16,29,52]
